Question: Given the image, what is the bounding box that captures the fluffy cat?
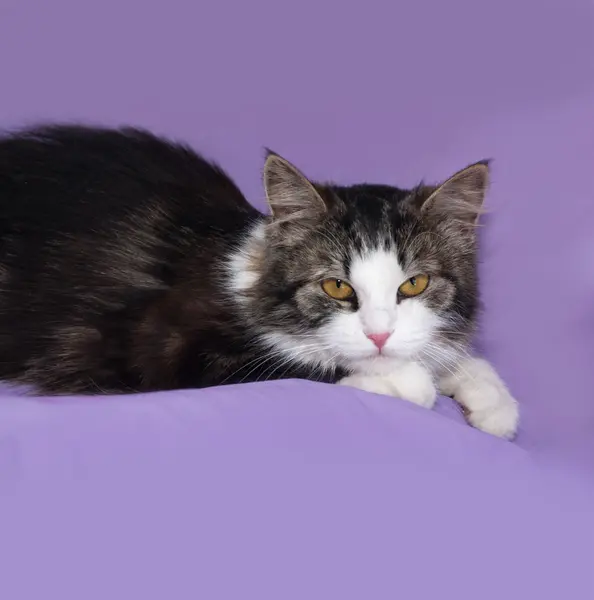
[0,124,518,438]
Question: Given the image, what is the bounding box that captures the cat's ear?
[419,161,490,225]
[263,151,328,222]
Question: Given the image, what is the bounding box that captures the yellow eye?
[398,274,430,297]
[321,278,355,300]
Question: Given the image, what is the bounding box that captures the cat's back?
[0,124,259,295]
[0,124,255,229]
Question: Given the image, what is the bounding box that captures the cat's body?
[0,124,519,438]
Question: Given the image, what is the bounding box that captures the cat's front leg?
[338,361,437,409]
[438,357,519,440]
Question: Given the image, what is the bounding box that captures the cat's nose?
[366,332,391,350]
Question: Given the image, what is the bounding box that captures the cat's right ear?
[263,151,328,222]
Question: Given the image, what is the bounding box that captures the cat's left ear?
[420,161,490,225]
[263,151,329,222]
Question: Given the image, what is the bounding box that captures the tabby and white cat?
[0,125,518,438]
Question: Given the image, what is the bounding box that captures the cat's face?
[235,154,488,377]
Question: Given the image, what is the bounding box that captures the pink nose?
[366,332,391,350]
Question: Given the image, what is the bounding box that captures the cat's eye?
[321,278,355,300]
[398,274,430,298]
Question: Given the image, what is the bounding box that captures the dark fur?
[0,125,482,394]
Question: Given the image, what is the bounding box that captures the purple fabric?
[1,0,594,598]
[1,383,594,599]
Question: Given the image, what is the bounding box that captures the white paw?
[385,362,437,409]
[467,400,519,440]
[338,362,437,410]
[337,374,395,397]
[440,358,520,440]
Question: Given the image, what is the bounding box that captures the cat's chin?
[345,353,413,376]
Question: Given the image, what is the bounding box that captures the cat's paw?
[338,362,436,410]
[440,358,519,440]
[337,374,395,397]
[384,362,437,409]
[465,388,519,440]
[467,402,519,440]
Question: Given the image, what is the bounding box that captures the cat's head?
[231,153,489,377]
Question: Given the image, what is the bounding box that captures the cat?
[0,124,519,438]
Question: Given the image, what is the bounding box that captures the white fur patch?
[227,221,267,297]
[439,357,519,439]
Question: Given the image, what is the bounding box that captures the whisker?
[260,345,333,382]
[238,343,326,384]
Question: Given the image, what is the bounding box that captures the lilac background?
[1,0,594,598]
